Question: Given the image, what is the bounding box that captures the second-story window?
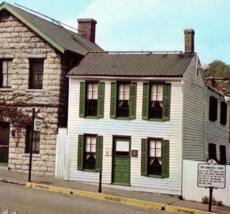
[29,59,44,89]
[79,82,105,118]
[142,83,171,121]
[220,101,227,125]
[209,96,218,121]
[0,60,12,88]
[86,83,98,116]
[150,84,163,119]
[117,83,130,117]
[110,82,137,119]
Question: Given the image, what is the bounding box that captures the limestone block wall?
[0,12,73,176]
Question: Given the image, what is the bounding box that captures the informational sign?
[34,119,42,131]
[197,161,226,189]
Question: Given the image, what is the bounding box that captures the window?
[77,134,103,171]
[141,138,169,177]
[220,101,227,125]
[208,143,217,161]
[209,96,218,121]
[142,83,171,121]
[219,145,226,165]
[0,60,12,88]
[79,82,104,118]
[110,82,136,119]
[25,125,40,154]
[29,59,44,89]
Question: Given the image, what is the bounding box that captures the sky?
[3,0,230,65]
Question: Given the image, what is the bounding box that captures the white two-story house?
[66,29,229,195]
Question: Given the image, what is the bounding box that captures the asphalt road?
[0,182,175,214]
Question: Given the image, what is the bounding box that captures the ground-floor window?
[77,134,103,171]
[208,143,216,161]
[141,138,169,178]
[219,145,226,165]
[25,125,40,154]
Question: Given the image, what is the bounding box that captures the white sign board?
[34,119,42,131]
[116,141,129,152]
[197,163,226,189]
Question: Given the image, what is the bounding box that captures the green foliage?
[201,196,223,206]
[205,60,230,78]
[202,196,209,204]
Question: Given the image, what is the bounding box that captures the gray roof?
[0,2,103,55]
[68,52,194,77]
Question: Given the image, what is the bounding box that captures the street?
[0,182,175,214]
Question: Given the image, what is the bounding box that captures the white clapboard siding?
[68,78,183,195]
[183,56,229,163]
[205,89,230,163]
[183,56,206,161]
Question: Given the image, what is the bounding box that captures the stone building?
[0,2,102,176]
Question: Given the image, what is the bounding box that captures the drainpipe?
[180,78,184,197]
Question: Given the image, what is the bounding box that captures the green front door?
[0,122,10,166]
[112,138,130,185]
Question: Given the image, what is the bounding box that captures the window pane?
[119,84,124,100]
[2,74,7,87]
[157,85,163,101]
[30,60,43,89]
[116,141,129,152]
[151,85,157,101]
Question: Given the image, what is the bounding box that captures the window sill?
[26,89,44,93]
[147,118,170,122]
[23,153,41,158]
[113,117,132,120]
[84,116,101,119]
[0,88,12,92]
[83,169,98,173]
[147,174,167,178]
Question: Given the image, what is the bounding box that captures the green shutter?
[162,140,169,178]
[142,83,149,120]
[77,135,84,170]
[79,82,86,117]
[129,83,137,119]
[141,139,148,176]
[110,82,117,118]
[96,136,103,172]
[163,84,171,121]
[97,82,105,118]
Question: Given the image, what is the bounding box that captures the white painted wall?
[183,160,230,207]
[68,78,183,195]
[55,128,68,180]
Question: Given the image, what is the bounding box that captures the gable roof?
[67,52,194,77]
[0,2,103,55]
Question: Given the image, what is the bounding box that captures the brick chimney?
[184,29,195,54]
[77,19,97,43]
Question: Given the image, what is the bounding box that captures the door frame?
[111,136,131,185]
[0,122,10,166]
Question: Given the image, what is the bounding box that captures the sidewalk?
[0,167,229,214]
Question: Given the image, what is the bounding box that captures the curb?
[26,182,217,214]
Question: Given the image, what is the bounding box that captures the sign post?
[28,108,35,182]
[197,159,226,212]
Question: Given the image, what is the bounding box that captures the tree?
[204,60,230,78]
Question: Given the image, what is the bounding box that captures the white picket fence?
[183,160,230,207]
[55,128,68,180]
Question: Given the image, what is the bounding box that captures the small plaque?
[34,119,42,131]
[132,150,138,157]
[105,148,112,156]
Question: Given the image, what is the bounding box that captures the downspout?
[180,78,184,197]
